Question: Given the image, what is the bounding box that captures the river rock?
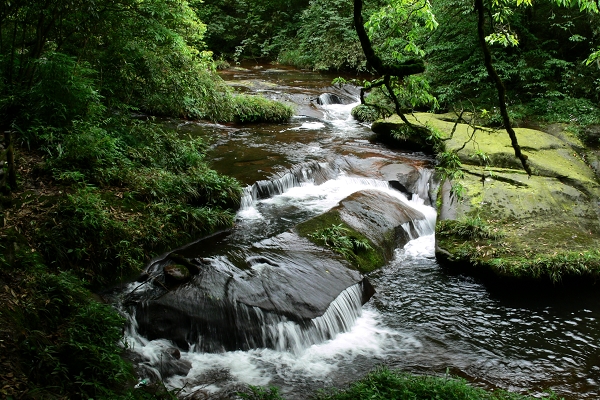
[163,264,191,286]
[373,113,600,282]
[297,189,431,271]
[336,190,427,258]
[132,231,374,352]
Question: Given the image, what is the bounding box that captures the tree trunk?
[4,131,17,190]
[474,0,532,175]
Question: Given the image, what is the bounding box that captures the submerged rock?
[163,264,190,286]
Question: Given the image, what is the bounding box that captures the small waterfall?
[253,283,365,355]
[122,283,366,382]
[240,160,343,209]
[317,93,345,105]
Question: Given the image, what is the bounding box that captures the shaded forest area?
[203,0,599,125]
[0,0,599,398]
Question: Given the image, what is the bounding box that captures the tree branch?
[353,0,425,77]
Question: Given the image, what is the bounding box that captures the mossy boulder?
[163,264,191,286]
[297,189,429,273]
[373,113,600,283]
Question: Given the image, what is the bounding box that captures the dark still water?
[120,65,600,399]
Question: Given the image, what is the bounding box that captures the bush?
[0,248,133,398]
[233,94,294,123]
[351,104,384,122]
[35,185,236,287]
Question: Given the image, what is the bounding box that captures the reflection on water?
[370,236,600,399]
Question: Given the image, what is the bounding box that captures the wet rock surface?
[130,231,372,352]
[335,190,426,260]
[128,186,429,352]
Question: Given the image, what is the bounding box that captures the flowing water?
[119,65,600,399]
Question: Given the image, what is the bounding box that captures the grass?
[436,216,600,283]
[296,211,385,273]
[308,223,374,263]
[437,216,504,241]
[238,367,556,400]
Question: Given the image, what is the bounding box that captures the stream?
[118,65,600,399]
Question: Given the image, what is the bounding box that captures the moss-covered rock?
[297,189,429,273]
[163,264,191,286]
[373,113,600,283]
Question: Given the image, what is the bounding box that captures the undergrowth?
[0,248,130,398]
[437,217,600,282]
[1,115,242,396]
[437,216,504,241]
[239,367,554,400]
[351,104,384,122]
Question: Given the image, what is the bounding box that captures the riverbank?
[0,123,244,397]
[372,112,600,284]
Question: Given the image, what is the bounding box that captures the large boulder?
[373,113,600,283]
[297,189,431,272]
[130,231,374,352]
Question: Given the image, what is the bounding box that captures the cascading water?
[121,181,436,398]
[115,66,600,400]
[116,77,439,397]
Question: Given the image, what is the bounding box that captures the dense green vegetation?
[0,0,292,397]
[202,0,599,131]
[314,367,557,400]
[1,0,600,398]
[296,211,385,273]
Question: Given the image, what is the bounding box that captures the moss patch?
[296,211,385,274]
[373,113,600,283]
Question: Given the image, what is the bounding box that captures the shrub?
[0,248,133,398]
[308,224,374,263]
[351,104,384,122]
[233,94,294,123]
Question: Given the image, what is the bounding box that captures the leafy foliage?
[423,0,600,110]
[0,249,133,398]
[309,223,374,263]
[233,95,295,123]
[193,0,310,61]
[291,0,368,71]
[351,104,385,122]
[238,385,284,400]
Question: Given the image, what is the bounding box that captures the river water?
[122,65,600,399]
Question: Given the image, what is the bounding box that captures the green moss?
[296,211,385,273]
[232,94,294,123]
[437,216,600,283]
